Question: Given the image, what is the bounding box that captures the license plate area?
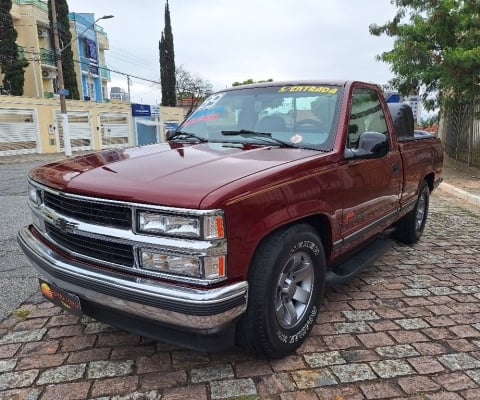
[39,279,83,317]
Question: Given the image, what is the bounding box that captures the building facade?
[404,95,422,123]
[6,0,110,102]
[110,86,130,102]
[69,12,111,102]
[1,1,187,157]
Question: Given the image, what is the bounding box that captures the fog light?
[140,250,201,278]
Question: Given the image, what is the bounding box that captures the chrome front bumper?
[18,226,248,333]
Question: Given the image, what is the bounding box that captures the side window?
[347,87,388,149]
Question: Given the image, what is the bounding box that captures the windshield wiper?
[221,129,297,148]
[168,130,208,143]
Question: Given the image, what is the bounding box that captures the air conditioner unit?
[42,70,56,79]
[37,28,48,38]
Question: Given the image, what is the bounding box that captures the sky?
[66,0,398,105]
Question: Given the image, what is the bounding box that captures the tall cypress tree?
[0,0,29,95]
[159,0,176,106]
[48,0,79,100]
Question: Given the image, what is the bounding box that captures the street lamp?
[50,0,113,156]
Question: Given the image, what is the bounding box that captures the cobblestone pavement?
[0,188,479,399]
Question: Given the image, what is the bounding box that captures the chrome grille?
[44,191,132,229]
[46,222,134,267]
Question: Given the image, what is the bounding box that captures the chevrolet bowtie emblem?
[54,217,78,233]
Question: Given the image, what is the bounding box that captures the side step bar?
[325,237,394,285]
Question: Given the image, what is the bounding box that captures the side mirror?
[166,129,177,140]
[345,131,389,160]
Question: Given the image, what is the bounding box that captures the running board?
[325,237,394,285]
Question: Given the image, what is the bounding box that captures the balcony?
[40,48,56,67]
[99,64,111,81]
[79,56,99,76]
[96,28,109,50]
[13,0,49,22]
[14,0,48,11]
[17,46,26,60]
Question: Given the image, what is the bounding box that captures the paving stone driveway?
[0,189,479,400]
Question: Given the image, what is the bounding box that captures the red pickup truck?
[18,81,443,358]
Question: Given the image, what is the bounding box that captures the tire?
[238,224,326,358]
[396,181,430,244]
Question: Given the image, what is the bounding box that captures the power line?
[6,50,162,86]
[108,47,158,69]
[77,59,160,85]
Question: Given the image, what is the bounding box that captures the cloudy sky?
[67,0,398,104]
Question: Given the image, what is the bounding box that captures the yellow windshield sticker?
[278,86,338,94]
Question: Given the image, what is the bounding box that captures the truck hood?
[31,142,320,208]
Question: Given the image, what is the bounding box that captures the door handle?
[392,164,400,173]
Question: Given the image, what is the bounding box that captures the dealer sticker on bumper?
[39,279,83,317]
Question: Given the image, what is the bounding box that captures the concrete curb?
[439,182,480,208]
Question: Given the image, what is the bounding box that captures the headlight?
[28,183,42,206]
[138,212,200,237]
[140,249,226,280]
[137,211,225,239]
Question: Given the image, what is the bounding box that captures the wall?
[441,102,480,168]
[0,95,132,156]
[0,96,187,157]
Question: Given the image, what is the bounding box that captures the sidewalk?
[439,155,480,208]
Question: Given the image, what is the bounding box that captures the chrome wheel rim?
[415,189,427,231]
[275,251,314,329]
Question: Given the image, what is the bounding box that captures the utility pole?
[127,75,131,102]
[50,0,72,156]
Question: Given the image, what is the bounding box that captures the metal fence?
[444,102,480,168]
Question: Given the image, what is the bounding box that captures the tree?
[159,0,176,106]
[176,66,212,115]
[48,0,79,100]
[232,78,273,87]
[0,0,29,95]
[369,0,480,112]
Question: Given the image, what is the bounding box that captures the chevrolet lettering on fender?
[18,80,443,358]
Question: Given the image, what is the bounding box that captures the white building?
[404,95,422,123]
[110,86,130,102]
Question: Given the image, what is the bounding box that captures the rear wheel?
[238,224,326,358]
[396,181,430,244]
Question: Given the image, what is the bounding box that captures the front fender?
[223,188,340,281]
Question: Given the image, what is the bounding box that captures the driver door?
[340,86,402,252]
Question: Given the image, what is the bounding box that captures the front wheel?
[237,224,326,358]
[396,181,430,244]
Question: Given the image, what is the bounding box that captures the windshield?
[176,84,342,151]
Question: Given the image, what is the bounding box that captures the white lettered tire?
[238,224,326,358]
